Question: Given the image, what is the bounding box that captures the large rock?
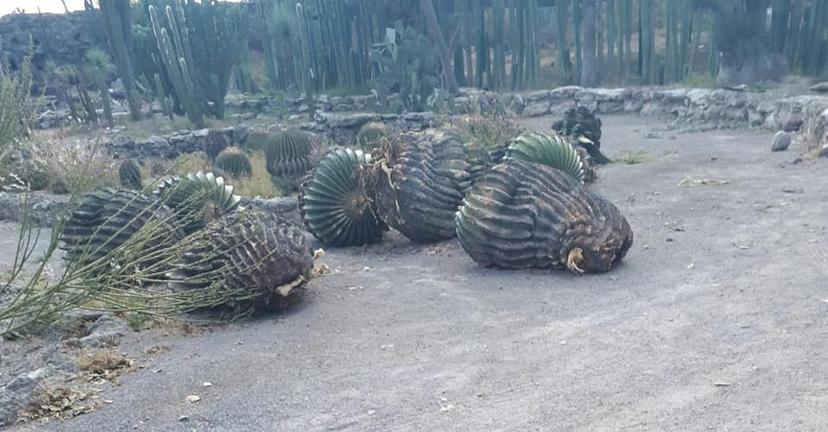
[771,131,793,152]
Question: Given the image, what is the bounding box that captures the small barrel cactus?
[356,122,388,152]
[214,147,253,178]
[299,148,384,247]
[60,188,184,269]
[167,209,313,313]
[245,129,270,152]
[370,130,470,244]
[455,159,633,273]
[265,130,313,190]
[154,171,242,234]
[505,132,586,183]
[118,159,143,190]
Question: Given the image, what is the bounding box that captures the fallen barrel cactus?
[504,132,586,183]
[370,130,470,243]
[455,159,633,273]
[299,148,384,247]
[154,171,242,234]
[167,210,313,313]
[60,188,184,269]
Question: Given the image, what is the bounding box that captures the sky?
[0,0,88,16]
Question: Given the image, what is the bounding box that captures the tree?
[581,0,598,86]
[420,0,459,94]
[694,0,787,86]
[99,0,142,121]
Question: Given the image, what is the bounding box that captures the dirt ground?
[5,114,828,431]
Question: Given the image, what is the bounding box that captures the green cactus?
[299,148,384,247]
[60,188,184,269]
[505,132,586,183]
[265,130,313,187]
[154,171,242,234]
[167,209,313,313]
[118,159,143,190]
[356,122,388,152]
[215,148,252,178]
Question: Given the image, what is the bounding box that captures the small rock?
[782,118,803,132]
[809,81,828,93]
[771,131,792,152]
[178,415,190,422]
[819,143,828,158]
[185,395,201,404]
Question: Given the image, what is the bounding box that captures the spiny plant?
[154,171,241,234]
[370,130,470,244]
[60,188,184,270]
[552,106,610,164]
[265,130,313,189]
[167,209,313,314]
[299,148,384,247]
[356,122,388,152]
[504,132,586,183]
[455,159,633,273]
[214,147,252,178]
[118,159,143,190]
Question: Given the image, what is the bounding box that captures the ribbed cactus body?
[118,159,143,190]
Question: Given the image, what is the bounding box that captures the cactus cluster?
[60,188,184,269]
[455,159,633,273]
[299,148,384,247]
[118,159,143,190]
[154,171,242,234]
[167,209,313,313]
[215,148,252,178]
[369,130,470,244]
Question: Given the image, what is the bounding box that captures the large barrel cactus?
[118,159,143,190]
[214,147,253,178]
[455,159,633,273]
[505,132,586,183]
[299,148,384,247]
[552,106,610,164]
[265,130,313,188]
[60,188,184,269]
[167,210,313,313]
[154,171,242,234]
[370,130,470,243]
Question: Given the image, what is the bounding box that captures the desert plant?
[299,148,384,247]
[455,159,633,272]
[118,159,143,190]
[83,49,115,126]
[99,0,141,121]
[356,122,388,152]
[167,209,313,314]
[265,130,313,188]
[0,50,34,169]
[214,148,252,178]
[552,106,611,164]
[60,188,184,269]
[504,132,586,183]
[154,171,241,234]
[370,130,470,243]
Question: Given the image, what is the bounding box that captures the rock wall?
[0,11,106,86]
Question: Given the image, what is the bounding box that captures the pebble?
[771,131,792,152]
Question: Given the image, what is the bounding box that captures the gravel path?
[8,115,828,431]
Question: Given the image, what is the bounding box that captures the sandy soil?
[7,114,828,431]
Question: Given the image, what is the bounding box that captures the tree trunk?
[420,0,460,94]
[581,0,597,86]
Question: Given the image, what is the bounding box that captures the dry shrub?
[22,138,118,194]
[18,386,100,422]
[447,114,524,155]
[76,349,134,380]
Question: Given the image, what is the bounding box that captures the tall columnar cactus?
[149,3,204,128]
[118,159,143,190]
[99,0,141,121]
